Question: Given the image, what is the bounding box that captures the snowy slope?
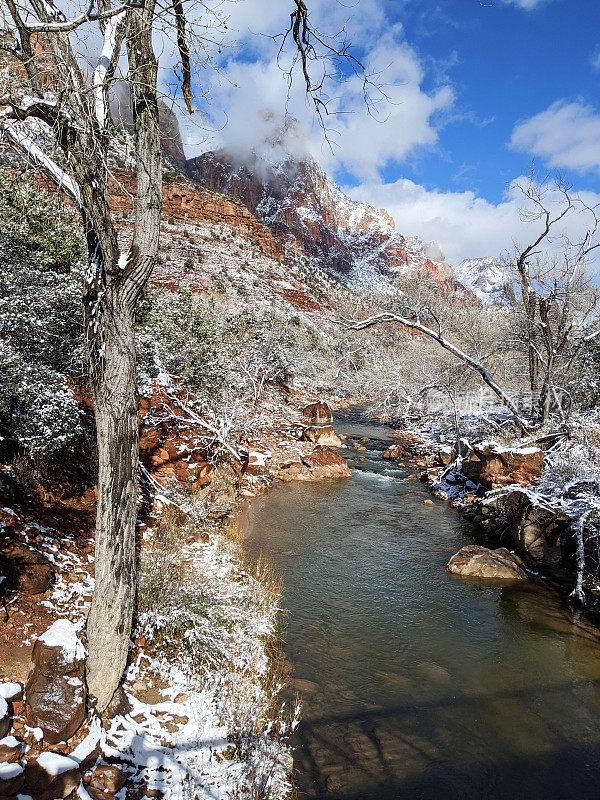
[455,257,516,306]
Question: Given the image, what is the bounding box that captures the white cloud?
[501,0,554,9]
[347,177,600,271]
[510,100,600,175]
[591,47,600,70]
[178,4,453,181]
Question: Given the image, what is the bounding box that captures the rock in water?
[447,545,527,582]
[301,447,352,479]
[0,538,52,594]
[302,425,344,447]
[25,620,87,744]
[301,401,333,425]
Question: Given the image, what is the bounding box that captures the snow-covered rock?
[25,620,87,744]
[455,257,516,306]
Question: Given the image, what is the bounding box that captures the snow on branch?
[93,9,126,128]
[0,120,82,209]
[19,0,136,34]
[343,311,534,432]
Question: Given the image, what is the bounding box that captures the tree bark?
[85,2,162,712]
[86,282,139,711]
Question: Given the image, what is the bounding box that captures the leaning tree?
[0,0,370,711]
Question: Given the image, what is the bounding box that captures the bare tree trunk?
[86,4,162,712]
[86,284,139,711]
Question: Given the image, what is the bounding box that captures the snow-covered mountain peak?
[455,257,516,306]
[186,149,466,296]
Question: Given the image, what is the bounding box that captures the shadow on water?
[294,678,600,800]
[242,408,600,800]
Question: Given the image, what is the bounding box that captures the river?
[242,408,600,800]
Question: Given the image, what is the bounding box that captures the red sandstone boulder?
[447,545,527,582]
[0,761,24,795]
[302,425,344,447]
[301,402,333,425]
[25,620,87,745]
[461,444,544,489]
[89,764,128,794]
[23,752,81,800]
[0,538,52,594]
[301,447,352,479]
[0,735,24,763]
[383,445,403,460]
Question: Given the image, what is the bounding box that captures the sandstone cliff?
[186,150,465,295]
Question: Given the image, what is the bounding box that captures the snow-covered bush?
[0,166,85,460]
[137,290,230,403]
[136,506,297,799]
[137,292,294,409]
[538,412,600,493]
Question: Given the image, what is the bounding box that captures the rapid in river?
[242,409,600,800]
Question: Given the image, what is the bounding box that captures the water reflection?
[243,409,600,799]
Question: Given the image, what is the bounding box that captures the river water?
[242,409,600,800]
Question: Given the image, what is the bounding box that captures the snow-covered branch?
[343,312,533,431]
[93,9,126,128]
[0,121,82,209]
[20,1,135,34]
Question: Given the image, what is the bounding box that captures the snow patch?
[37,619,85,661]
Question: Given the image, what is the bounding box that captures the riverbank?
[0,387,360,799]
[379,413,600,613]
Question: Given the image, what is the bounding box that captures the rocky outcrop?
[0,535,52,595]
[158,102,187,168]
[139,386,215,491]
[186,149,467,295]
[447,545,527,582]
[301,425,344,448]
[104,170,285,262]
[461,444,544,489]
[25,620,87,745]
[502,491,574,579]
[455,257,516,306]
[301,401,333,425]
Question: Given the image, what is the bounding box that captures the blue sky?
[176,0,600,265]
[377,0,600,204]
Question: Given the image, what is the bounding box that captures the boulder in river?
[302,425,344,447]
[301,401,333,425]
[302,447,352,479]
[447,545,528,582]
[280,447,351,481]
